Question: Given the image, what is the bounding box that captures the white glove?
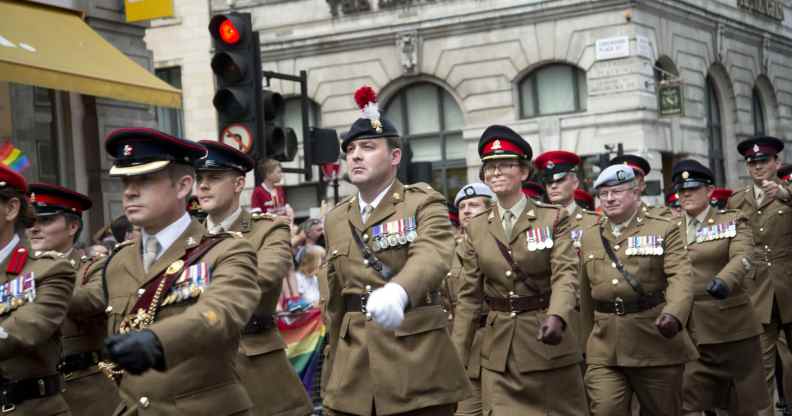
[365,283,408,330]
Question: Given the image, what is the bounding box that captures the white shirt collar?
[141,212,191,260]
[0,234,20,265]
[564,201,577,217]
[358,181,395,217]
[206,206,242,234]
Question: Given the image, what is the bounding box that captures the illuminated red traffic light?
[218,18,240,45]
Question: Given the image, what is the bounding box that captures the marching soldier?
[726,135,792,416]
[671,160,768,415]
[579,164,697,416]
[321,86,470,416]
[446,182,494,416]
[452,126,587,415]
[609,154,669,217]
[96,128,261,415]
[534,150,600,356]
[26,183,120,415]
[194,140,312,416]
[0,165,75,414]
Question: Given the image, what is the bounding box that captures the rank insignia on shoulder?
[161,262,211,307]
[0,272,36,316]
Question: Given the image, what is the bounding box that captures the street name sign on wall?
[595,36,630,61]
[125,0,174,23]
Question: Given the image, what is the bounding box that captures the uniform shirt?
[684,206,710,243]
[496,195,528,234]
[206,206,242,234]
[358,181,394,223]
[753,184,764,206]
[610,209,638,237]
[0,234,20,264]
[564,201,577,217]
[141,212,191,261]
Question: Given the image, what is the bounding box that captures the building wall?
[148,0,792,210]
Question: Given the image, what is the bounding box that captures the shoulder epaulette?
[643,212,671,223]
[112,240,135,253]
[471,208,491,220]
[534,200,562,209]
[250,211,275,221]
[581,209,600,216]
[31,250,65,260]
[404,182,433,193]
[214,230,244,239]
[328,196,354,214]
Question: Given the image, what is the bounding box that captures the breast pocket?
[327,241,351,281]
[582,252,607,286]
[107,295,131,333]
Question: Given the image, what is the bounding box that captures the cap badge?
[123,144,133,156]
[546,161,555,170]
[492,140,502,150]
[371,119,383,134]
[682,171,690,179]
[753,144,760,153]
[29,193,36,203]
[616,170,626,181]
[465,186,475,197]
[166,260,184,275]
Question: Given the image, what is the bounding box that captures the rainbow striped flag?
[0,141,30,173]
[279,308,326,394]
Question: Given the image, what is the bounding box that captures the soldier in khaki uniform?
[194,140,312,416]
[26,183,120,415]
[452,126,587,415]
[322,86,470,416]
[0,165,75,415]
[726,136,792,416]
[670,160,768,415]
[665,191,682,218]
[445,182,494,416]
[579,164,698,416]
[533,150,599,357]
[94,128,261,415]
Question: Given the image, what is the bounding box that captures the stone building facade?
[146,0,792,211]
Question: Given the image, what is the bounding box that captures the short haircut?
[61,212,83,244]
[258,159,281,181]
[0,188,34,231]
[110,215,133,243]
[167,163,195,200]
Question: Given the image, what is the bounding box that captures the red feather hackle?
[354,86,378,110]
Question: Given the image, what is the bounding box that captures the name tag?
[161,262,211,307]
[626,235,664,256]
[0,272,35,316]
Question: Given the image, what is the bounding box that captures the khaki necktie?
[362,205,374,224]
[503,211,514,240]
[143,237,160,273]
[687,219,699,244]
[756,189,764,206]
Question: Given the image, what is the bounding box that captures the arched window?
[752,86,766,135]
[519,64,587,118]
[705,75,726,185]
[383,82,465,200]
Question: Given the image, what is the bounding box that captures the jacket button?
[505,270,512,277]
[760,228,764,232]
[139,397,150,408]
[614,245,620,251]
[758,210,763,215]
[363,234,369,241]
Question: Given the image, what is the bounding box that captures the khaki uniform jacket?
[322,181,470,416]
[61,251,120,416]
[568,206,600,352]
[0,246,75,415]
[727,182,792,324]
[579,212,698,366]
[678,209,761,345]
[451,199,582,374]
[228,210,312,416]
[102,219,260,415]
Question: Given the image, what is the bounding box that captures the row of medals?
[371,219,417,252]
[526,226,554,251]
[696,222,737,242]
[0,294,32,315]
[626,235,663,255]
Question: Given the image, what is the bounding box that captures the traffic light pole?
[262,70,312,181]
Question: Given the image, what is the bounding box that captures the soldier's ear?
[391,147,402,167]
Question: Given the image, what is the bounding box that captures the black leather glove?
[706,277,730,300]
[537,315,565,345]
[655,313,681,339]
[104,329,165,375]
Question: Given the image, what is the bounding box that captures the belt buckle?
[614,297,625,316]
[508,291,518,318]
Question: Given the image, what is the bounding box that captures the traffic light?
[261,91,298,162]
[209,13,262,157]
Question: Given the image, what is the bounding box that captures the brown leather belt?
[485,293,550,316]
[242,313,275,335]
[343,290,441,314]
[59,351,101,374]
[0,374,62,412]
[594,294,664,316]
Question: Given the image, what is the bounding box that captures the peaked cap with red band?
[534,150,581,182]
[608,154,651,177]
[0,164,28,194]
[665,191,680,208]
[521,180,545,200]
[709,188,733,209]
[105,128,206,177]
[779,164,792,183]
[574,188,594,211]
[738,135,784,162]
[478,125,532,161]
[29,183,92,217]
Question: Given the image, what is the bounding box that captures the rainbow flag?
[279,308,326,394]
[0,141,30,173]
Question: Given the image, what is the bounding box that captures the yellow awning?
[0,0,181,108]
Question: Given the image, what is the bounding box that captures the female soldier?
[0,164,75,414]
[452,125,587,415]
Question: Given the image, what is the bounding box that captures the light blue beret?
[592,164,636,190]
[454,182,495,207]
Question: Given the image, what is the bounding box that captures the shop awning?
[0,0,181,108]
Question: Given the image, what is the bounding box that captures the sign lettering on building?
[328,0,459,17]
[657,81,684,117]
[595,36,630,61]
[124,0,174,22]
[737,0,785,21]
